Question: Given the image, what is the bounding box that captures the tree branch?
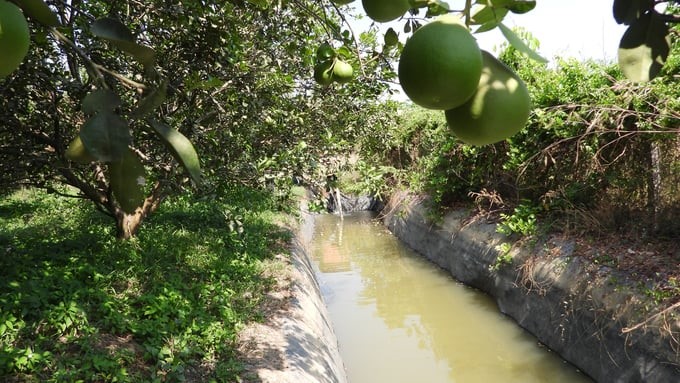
[51,28,107,87]
[57,166,114,217]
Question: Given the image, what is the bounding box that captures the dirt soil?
[236,254,294,383]
[573,234,680,304]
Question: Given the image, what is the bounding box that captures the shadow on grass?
[0,199,36,221]
[0,187,289,382]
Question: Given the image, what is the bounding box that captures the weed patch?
[0,186,289,382]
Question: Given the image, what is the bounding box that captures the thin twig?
[51,28,106,86]
[622,301,680,334]
[95,64,148,90]
[329,2,367,76]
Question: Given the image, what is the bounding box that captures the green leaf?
[109,149,146,213]
[150,120,202,185]
[112,40,156,66]
[90,17,156,66]
[506,0,536,14]
[426,0,450,17]
[132,80,167,118]
[336,46,352,59]
[475,21,501,34]
[498,23,547,63]
[14,0,60,27]
[91,17,135,42]
[470,7,508,28]
[618,12,670,82]
[384,28,399,47]
[613,0,653,25]
[471,5,508,26]
[80,111,131,162]
[82,89,121,116]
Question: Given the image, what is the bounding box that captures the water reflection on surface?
[309,212,592,383]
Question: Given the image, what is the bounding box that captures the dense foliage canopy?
[1,0,679,238]
[0,0,399,237]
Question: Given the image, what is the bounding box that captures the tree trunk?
[59,159,166,240]
[114,181,165,240]
[116,211,144,240]
[646,141,662,233]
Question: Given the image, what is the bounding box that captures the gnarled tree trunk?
[116,211,144,240]
[60,166,165,240]
[114,181,164,240]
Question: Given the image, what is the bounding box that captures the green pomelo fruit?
[109,149,146,214]
[316,42,335,61]
[65,135,96,163]
[0,0,30,78]
[362,0,410,23]
[398,16,482,110]
[332,60,353,83]
[445,51,531,146]
[314,60,334,86]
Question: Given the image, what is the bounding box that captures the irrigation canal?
[308,211,592,383]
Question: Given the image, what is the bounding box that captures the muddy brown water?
[309,212,592,383]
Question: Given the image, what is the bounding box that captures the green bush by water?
[354,35,680,237]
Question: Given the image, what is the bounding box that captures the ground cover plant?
[0,185,290,382]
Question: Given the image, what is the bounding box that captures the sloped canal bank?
[381,191,680,383]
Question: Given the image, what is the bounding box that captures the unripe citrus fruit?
[398,15,482,110]
[362,0,410,23]
[445,51,531,146]
[332,59,353,83]
[65,136,96,163]
[0,0,30,78]
[314,60,334,86]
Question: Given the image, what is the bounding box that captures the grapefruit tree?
[0,0,394,238]
[331,0,679,144]
[1,0,678,237]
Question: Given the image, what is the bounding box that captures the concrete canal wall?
[382,191,680,383]
[237,207,347,383]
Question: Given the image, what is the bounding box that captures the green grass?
[0,186,291,382]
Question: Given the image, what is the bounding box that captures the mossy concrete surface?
[237,207,347,383]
